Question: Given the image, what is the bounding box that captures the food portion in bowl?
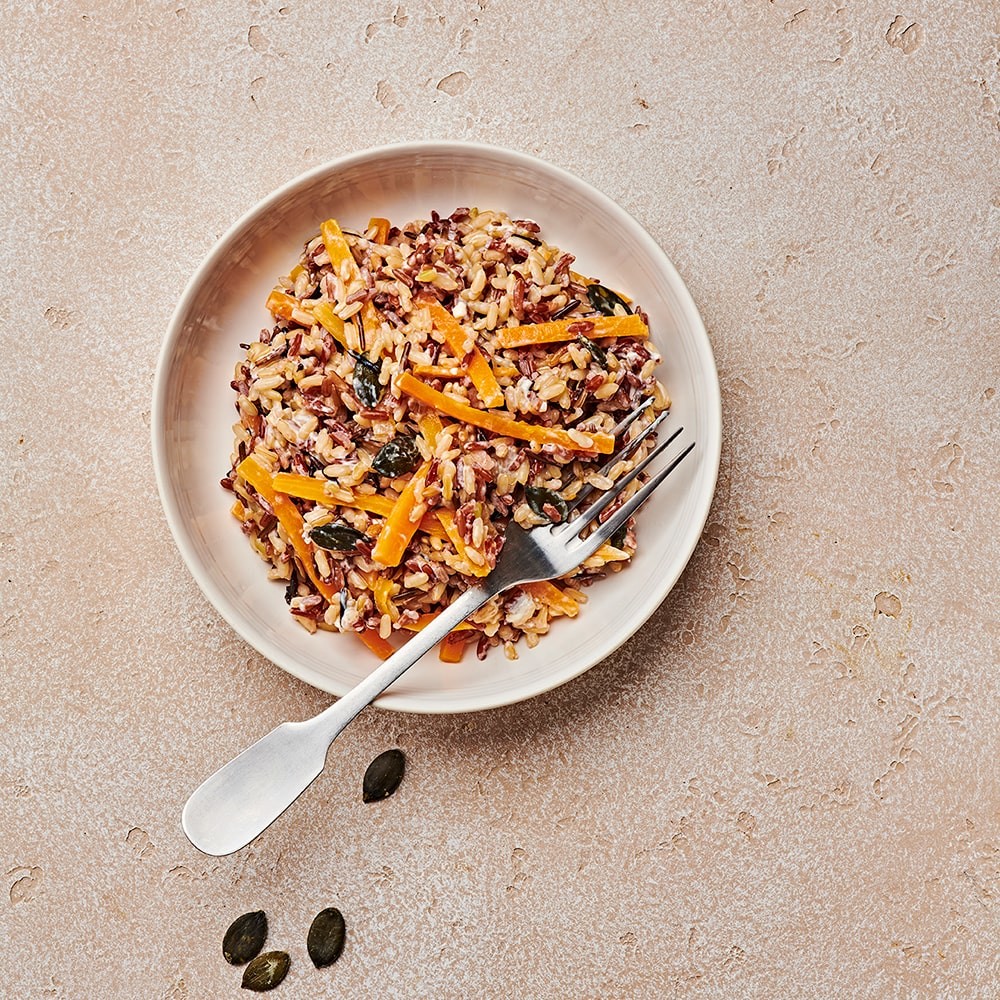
[222,208,670,663]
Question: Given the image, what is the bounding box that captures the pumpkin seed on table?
[223,910,268,966]
[587,282,632,317]
[371,436,421,478]
[363,748,406,803]
[241,951,290,992]
[310,522,370,552]
[307,907,346,968]
[525,486,569,524]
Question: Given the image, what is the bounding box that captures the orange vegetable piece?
[371,461,433,567]
[521,581,579,618]
[426,302,505,408]
[494,313,648,349]
[438,631,469,663]
[368,216,390,243]
[357,628,395,660]
[396,373,614,454]
[237,456,337,603]
[271,472,445,539]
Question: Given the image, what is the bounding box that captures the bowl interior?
[153,143,721,713]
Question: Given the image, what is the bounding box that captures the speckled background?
[2,2,998,997]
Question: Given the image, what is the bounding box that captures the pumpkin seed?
[352,353,384,408]
[577,335,607,367]
[241,951,289,992]
[363,748,406,803]
[609,522,629,550]
[525,486,569,524]
[310,522,370,552]
[371,436,421,478]
[587,283,632,317]
[307,907,346,968]
[223,910,268,966]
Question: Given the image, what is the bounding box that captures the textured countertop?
[2,3,998,997]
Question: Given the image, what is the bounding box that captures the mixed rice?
[223,208,670,663]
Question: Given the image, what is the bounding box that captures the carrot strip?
[418,412,444,448]
[495,313,649,349]
[412,364,467,379]
[396,372,615,454]
[435,509,491,578]
[310,300,349,348]
[230,500,247,522]
[438,632,468,663]
[426,302,505,408]
[239,457,337,603]
[358,628,395,660]
[373,577,396,617]
[320,217,382,338]
[271,472,446,538]
[522,581,579,618]
[371,461,433,567]
[368,216,390,243]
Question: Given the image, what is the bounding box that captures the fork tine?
[564,407,669,516]
[560,425,685,540]
[580,441,696,558]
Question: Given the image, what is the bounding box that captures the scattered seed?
[307,907,346,968]
[363,748,406,803]
[241,951,290,992]
[587,283,632,316]
[352,353,384,407]
[372,436,421,477]
[310,523,370,552]
[223,910,268,966]
[577,335,607,367]
[525,486,569,523]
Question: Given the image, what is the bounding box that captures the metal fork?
[182,406,695,855]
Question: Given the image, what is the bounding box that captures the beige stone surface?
[2,2,998,997]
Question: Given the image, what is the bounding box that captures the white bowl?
[152,142,721,713]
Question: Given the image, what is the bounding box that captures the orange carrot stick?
[495,313,648,349]
[371,461,433,567]
[426,302,505,408]
[396,372,614,454]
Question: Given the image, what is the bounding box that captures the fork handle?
[181,583,495,856]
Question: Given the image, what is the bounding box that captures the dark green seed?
[310,522,370,552]
[223,910,267,966]
[609,522,629,550]
[587,283,632,317]
[525,486,569,524]
[371,436,421,478]
[353,354,384,408]
[363,748,406,803]
[241,951,289,992]
[307,907,346,968]
[577,335,608,367]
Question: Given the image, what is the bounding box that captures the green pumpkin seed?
[587,283,632,317]
[371,436,421,478]
[577,335,608,367]
[363,748,406,803]
[310,522,370,552]
[352,354,384,408]
[525,486,569,524]
[609,522,629,550]
[241,951,289,992]
[307,907,346,968]
[223,910,268,966]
